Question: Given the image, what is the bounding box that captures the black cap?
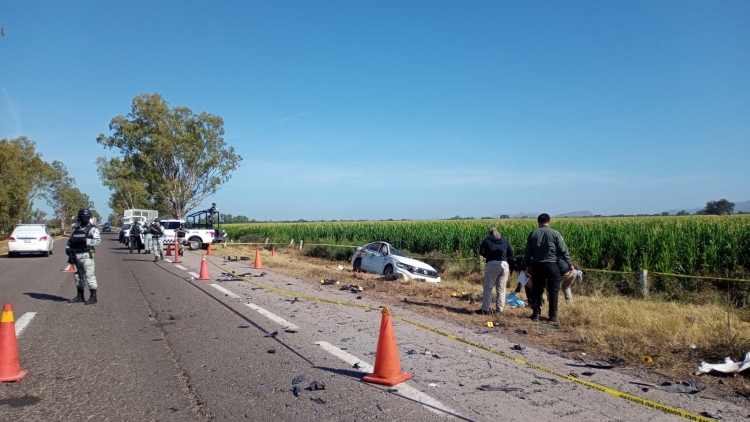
[78,209,92,217]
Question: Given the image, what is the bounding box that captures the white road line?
[174,264,187,271]
[209,284,241,299]
[315,341,458,418]
[15,312,37,337]
[163,258,173,263]
[188,272,200,278]
[244,302,300,331]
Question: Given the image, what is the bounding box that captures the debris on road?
[309,381,326,391]
[320,279,339,285]
[478,385,524,392]
[511,344,526,351]
[311,398,326,405]
[265,331,278,337]
[696,352,750,375]
[267,348,276,354]
[699,411,722,420]
[292,386,302,397]
[376,403,389,414]
[292,374,306,384]
[407,349,417,355]
[515,329,528,335]
[428,383,438,388]
[238,324,249,328]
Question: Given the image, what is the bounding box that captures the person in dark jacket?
[477,227,514,314]
[524,213,573,322]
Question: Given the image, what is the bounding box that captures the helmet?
[78,209,92,217]
[154,217,161,222]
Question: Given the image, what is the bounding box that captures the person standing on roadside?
[149,218,165,262]
[476,227,514,315]
[176,223,187,256]
[143,220,152,254]
[66,209,101,305]
[523,213,573,322]
[129,221,143,254]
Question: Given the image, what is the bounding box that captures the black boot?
[85,289,97,305]
[530,306,540,321]
[69,288,85,304]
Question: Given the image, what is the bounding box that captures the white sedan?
[8,224,55,257]
[350,242,441,283]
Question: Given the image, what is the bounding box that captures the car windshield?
[12,226,45,235]
[122,224,131,229]
[163,222,181,230]
[388,246,409,258]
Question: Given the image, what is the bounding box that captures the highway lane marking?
[315,341,458,418]
[174,264,187,271]
[189,272,200,278]
[210,284,241,299]
[163,258,173,263]
[15,312,36,337]
[244,302,300,331]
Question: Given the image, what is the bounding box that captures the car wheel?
[187,237,203,251]
[8,252,16,258]
[353,257,362,271]
[43,250,50,257]
[383,264,393,276]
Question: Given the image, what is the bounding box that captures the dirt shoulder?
[215,245,750,409]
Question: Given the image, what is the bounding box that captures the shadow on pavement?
[402,298,474,315]
[24,292,69,302]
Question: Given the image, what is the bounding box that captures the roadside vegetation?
[221,215,750,390]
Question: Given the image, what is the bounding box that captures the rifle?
[67,249,87,285]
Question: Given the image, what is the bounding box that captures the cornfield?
[224,216,750,278]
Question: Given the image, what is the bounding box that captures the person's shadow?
[24,292,68,302]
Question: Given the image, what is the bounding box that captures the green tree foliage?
[220,213,250,223]
[45,161,94,232]
[676,210,690,216]
[96,93,242,219]
[96,156,157,216]
[700,199,735,216]
[0,137,51,232]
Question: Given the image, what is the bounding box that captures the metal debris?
[265,330,278,338]
[238,324,249,328]
[292,374,306,385]
[292,386,302,397]
[311,397,326,405]
[478,385,523,392]
[267,348,276,354]
[696,352,750,375]
[511,344,526,351]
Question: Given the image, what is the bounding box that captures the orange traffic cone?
[206,243,213,256]
[63,263,75,272]
[0,304,28,382]
[271,247,276,257]
[253,248,263,269]
[173,233,180,263]
[363,307,412,386]
[165,243,173,257]
[198,255,211,280]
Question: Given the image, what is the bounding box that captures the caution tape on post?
[198,254,715,422]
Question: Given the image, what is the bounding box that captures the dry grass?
[222,246,750,386]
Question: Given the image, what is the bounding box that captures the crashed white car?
[350,242,441,283]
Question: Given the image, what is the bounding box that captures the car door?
[367,243,388,274]
[360,243,381,272]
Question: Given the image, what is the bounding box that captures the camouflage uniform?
[67,210,102,305]
[143,221,152,253]
[148,221,165,261]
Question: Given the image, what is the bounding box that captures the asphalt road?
[0,233,747,421]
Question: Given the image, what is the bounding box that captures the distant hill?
[555,211,594,218]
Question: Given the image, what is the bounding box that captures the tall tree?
[46,161,94,232]
[96,156,155,216]
[701,199,735,215]
[0,137,51,232]
[96,93,242,219]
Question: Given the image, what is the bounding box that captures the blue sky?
[1,1,748,220]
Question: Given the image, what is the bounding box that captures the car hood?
[391,256,437,272]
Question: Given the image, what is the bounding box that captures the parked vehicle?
[7,224,55,257]
[123,209,158,226]
[159,218,217,251]
[119,224,132,244]
[350,241,441,283]
[102,222,111,232]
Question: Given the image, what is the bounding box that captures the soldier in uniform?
[149,218,165,262]
[143,220,152,254]
[67,209,102,305]
[176,223,187,256]
[129,221,144,254]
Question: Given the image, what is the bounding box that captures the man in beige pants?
[477,227,514,314]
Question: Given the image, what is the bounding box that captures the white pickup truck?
[159,219,217,251]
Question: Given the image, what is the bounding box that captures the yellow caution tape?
[200,255,715,422]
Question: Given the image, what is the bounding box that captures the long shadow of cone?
[363,306,412,386]
[0,304,28,382]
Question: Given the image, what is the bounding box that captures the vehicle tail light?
[8,236,16,242]
[39,236,48,241]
